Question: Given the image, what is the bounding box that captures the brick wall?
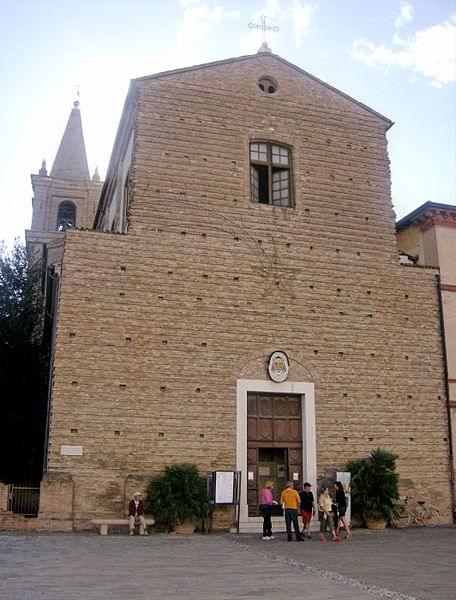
[43,54,453,525]
[38,472,74,520]
[0,482,8,513]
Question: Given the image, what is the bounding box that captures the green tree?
[0,240,48,481]
[347,448,400,525]
[145,463,212,529]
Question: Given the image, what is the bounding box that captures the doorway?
[247,392,303,516]
[258,448,286,515]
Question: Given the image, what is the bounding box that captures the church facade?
[28,51,454,529]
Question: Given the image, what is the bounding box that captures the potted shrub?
[145,463,212,533]
[347,448,399,529]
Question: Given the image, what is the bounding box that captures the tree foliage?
[0,240,48,481]
[145,463,212,529]
[347,448,400,525]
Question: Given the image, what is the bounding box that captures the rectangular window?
[250,142,293,207]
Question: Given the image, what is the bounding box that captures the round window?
[258,77,278,94]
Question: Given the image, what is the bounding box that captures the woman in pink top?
[260,480,277,539]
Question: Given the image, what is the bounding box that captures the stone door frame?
[236,379,316,527]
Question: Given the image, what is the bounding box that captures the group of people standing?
[260,480,351,542]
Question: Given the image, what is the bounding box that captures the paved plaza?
[0,527,454,599]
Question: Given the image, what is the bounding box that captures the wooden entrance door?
[247,392,302,516]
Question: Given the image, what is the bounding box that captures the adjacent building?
[397,202,456,495]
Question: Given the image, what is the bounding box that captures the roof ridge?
[134,53,393,127]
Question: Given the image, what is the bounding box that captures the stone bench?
[91,518,155,536]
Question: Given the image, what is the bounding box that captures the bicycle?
[392,496,440,528]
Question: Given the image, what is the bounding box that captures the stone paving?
[0,527,454,599]
[233,527,456,600]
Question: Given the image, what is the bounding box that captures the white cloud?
[291,1,317,46]
[350,15,456,88]
[257,0,286,20]
[177,1,240,53]
[395,1,413,29]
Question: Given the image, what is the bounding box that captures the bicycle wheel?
[421,507,440,527]
[392,509,411,528]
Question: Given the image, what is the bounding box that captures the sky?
[0,0,455,246]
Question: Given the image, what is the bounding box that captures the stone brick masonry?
[43,54,453,527]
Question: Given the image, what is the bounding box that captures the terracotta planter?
[367,518,387,530]
[174,521,196,534]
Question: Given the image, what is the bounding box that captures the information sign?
[208,471,242,532]
[214,471,235,504]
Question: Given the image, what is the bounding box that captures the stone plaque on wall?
[60,445,83,456]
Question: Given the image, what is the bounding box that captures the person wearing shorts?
[299,482,315,538]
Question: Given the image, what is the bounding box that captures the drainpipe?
[435,273,455,521]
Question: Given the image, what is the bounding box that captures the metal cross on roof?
[74,81,81,107]
[248,15,279,44]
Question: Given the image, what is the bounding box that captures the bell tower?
[26,101,103,265]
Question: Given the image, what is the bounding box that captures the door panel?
[247,447,257,464]
[247,446,258,516]
[247,417,258,440]
[274,418,289,441]
[289,397,301,417]
[247,392,303,515]
[288,448,302,487]
[258,418,273,440]
[248,489,259,513]
[288,448,302,464]
[247,394,257,415]
[274,396,287,417]
[289,419,301,441]
[258,396,273,416]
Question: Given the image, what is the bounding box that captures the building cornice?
[396,201,456,232]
